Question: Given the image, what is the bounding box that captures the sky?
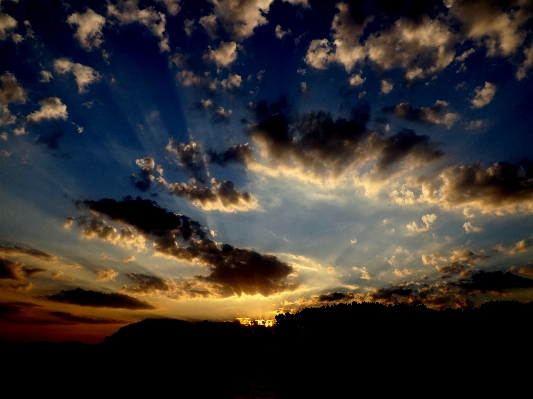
[1,0,533,343]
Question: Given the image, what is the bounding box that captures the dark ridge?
[3,301,533,396]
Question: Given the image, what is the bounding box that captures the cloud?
[419,161,533,213]
[94,268,118,282]
[406,214,437,233]
[67,8,106,51]
[0,72,27,126]
[44,287,155,309]
[0,11,17,41]
[220,73,242,90]
[464,120,484,130]
[27,97,67,123]
[0,258,46,281]
[155,0,181,16]
[203,41,238,68]
[176,70,219,91]
[366,15,456,81]
[0,258,26,280]
[209,0,273,42]
[509,239,531,254]
[199,13,218,39]
[509,262,533,277]
[449,0,532,57]
[209,143,255,166]
[53,58,101,93]
[471,82,496,108]
[435,262,470,277]
[516,43,533,80]
[168,178,258,212]
[349,74,365,86]
[304,3,370,72]
[107,0,169,52]
[211,106,232,124]
[124,272,176,294]
[393,269,413,278]
[275,24,290,39]
[315,292,356,303]
[247,100,443,184]
[380,79,393,94]
[183,18,195,36]
[49,311,127,325]
[449,248,488,264]
[123,256,135,263]
[463,221,482,233]
[131,157,165,192]
[352,266,371,280]
[77,197,296,297]
[76,215,147,250]
[455,270,533,295]
[39,70,53,83]
[282,0,309,7]
[384,100,459,128]
[0,244,57,262]
[166,140,208,182]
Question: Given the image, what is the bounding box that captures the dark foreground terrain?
[3,301,532,397]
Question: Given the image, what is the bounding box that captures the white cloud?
[39,70,53,83]
[107,0,169,52]
[210,0,273,42]
[407,214,437,233]
[67,8,106,51]
[471,81,496,108]
[53,58,101,93]
[221,73,242,90]
[0,11,17,41]
[304,39,333,70]
[463,221,482,233]
[94,267,118,282]
[155,0,181,16]
[203,41,238,68]
[275,24,290,39]
[353,266,371,280]
[380,79,393,94]
[449,0,531,57]
[349,73,365,86]
[27,97,68,123]
[366,15,456,81]
[199,14,218,39]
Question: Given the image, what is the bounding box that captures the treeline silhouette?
[4,300,532,397]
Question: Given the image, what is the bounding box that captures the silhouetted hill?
[3,301,533,397]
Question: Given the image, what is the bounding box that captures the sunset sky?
[1,0,533,343]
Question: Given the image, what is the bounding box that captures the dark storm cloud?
[43,287,155,310]
[168,178,257,212]
[455,270,533,295]
[78,197,295,297]
[209,143,255,167]
[166,140,208,183]
[0,302,21,318]
[0,258,47,281]
[0,244,57,262]
[49,311,127,325]
[422,160,533,212]
[125,272,174,294]
[248,99,443,180]
[315,292,356,303]
[372,129,444,176]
